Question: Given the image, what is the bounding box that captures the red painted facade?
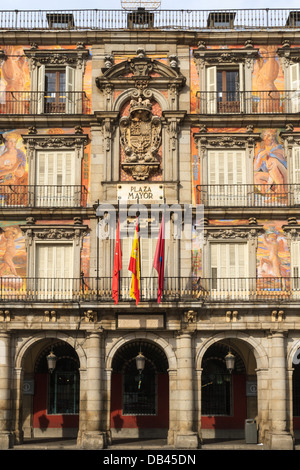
[110,373,169,429]
[33,373,79,429]
[201,375,247,429]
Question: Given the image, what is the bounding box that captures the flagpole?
[137,197,141,300]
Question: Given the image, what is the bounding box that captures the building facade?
[0,8,300,450]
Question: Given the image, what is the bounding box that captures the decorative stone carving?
[82,310,97,322]
[44,310,57,322]
[0,310,10,322]
[226,310,238,322]
[24,47,90,71]
[120,87,162,180]
[184,310,197,323]
[204,223,264,243]
[20,223,89,247]
[22,133,89,160]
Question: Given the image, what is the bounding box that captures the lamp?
[135,351,146,373]
[225,350,235,373]
[46,349,57,373]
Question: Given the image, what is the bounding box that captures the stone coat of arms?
[120,89,162,180]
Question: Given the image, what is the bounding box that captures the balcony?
[196,90,299,114]
[0,9,299,31]
[196,184,299,208]
[0,91,91,115]
[0,276,295,304]
[0,185,88,208]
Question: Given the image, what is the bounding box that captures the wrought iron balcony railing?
[0,185,88,208]
[196,90,300,114]
[0,91,91,115]
[0,276,295,303]
[0,9,299,30]
[196,184,299,208]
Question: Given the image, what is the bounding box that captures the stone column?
[268,331,293,449]
[81,331,105,449]
[167,368,177,445]
[0,332,13,449]
[175,331,198,448]
[256,367,269,444]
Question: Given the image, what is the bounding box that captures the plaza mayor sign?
[117,183,164,203]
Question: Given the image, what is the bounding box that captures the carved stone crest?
[120,88,162,180]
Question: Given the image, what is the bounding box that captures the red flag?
[129,221,140,305]
[112,219,122,304]
[153,215,165,303]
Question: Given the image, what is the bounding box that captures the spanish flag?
[129,221,140,305]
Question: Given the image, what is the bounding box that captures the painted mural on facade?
[0,221,26,281]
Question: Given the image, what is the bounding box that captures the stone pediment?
[96,49,186,91]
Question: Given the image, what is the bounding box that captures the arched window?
[123,359,156,416]
[201,342,246,416]
[35,342,80,416]
[48,357,79,415]
[202,357,232,416]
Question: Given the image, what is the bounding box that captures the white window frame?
[34,241,75,300]
[36,150,77,207]
[207,149,247,206]
[209,242,249,300]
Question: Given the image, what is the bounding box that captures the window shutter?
[239,62,244,112]
[208,150,246,205]
[291,240,300,292]
[65,66,76,113]
[37,64,45,114]
[292,147,300,204]
[36,151,75,206]
[206,66,217,114]
[289,63,300,113]
[210,243,248,297]
[36,244,73,299]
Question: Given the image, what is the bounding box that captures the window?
[291,240,300,294]
[207,65,243,113]
[123,359,156,415]
[202,358,232,415]
[292,146,300,205]
[289,64,300,113]
[38,65,76,114]
[207,150,246,205]
[121,236,158,300]
[210,243,249,298]
[35,243,74,299]
[48,358,79,415]
[36,150,76,207]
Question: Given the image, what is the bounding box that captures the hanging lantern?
[46,349,57,373]
[135,351,146,373]
[225,350,235,373]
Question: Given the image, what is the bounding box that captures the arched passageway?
[110,339,169,440]
[200,340,257,441]
[23,340,80,440]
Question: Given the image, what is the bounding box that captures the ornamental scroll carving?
[120,87,162,180]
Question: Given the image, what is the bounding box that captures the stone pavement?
[8,437,266,451]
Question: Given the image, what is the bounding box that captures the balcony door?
[35,243,74,300]
[292,146,300,204]
[207,66,242,114]
[207,150,246,206]
[36,151,76,207]
[120,236,158,301]
[210,243,249,300]
[37,65,76,114]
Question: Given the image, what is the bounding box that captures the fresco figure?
[0,136,26,184]
[0,225,22,277]
[254,129,287,192]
